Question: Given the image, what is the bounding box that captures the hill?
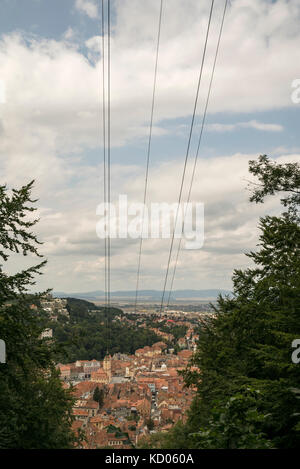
[53,289,232,301]
[49,297,161,362]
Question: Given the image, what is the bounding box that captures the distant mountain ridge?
[53,289,232,300]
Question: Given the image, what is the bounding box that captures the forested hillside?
[50,298,161,362]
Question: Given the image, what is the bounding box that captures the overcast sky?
[0,0,300,293]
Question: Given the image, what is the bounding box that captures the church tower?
[103,354,112,382]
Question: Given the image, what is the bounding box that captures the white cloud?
[63,27,76,41]
[5,151,299,292]
[0,0,299,153]
[206,120,284,133]
[1,0,300,292]
[85,35,100,52]
[75,0,98,19]
[241,120,283,132]
[28,152,299,292]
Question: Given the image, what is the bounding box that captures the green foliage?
[0,181,78,449]
[138,420,191,449]
[93,386,104,408]
[65,297,121,321]
[129,425,136,431]
[160,324,188,341]
[146,418,155,431]
[249,154,300,217]
[189,388,273,449]
[51,300,161,362]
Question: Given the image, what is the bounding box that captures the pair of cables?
[164,0,229,309]
[101,0,111,352]
[100,1,228,319]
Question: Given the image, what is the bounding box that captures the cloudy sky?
[0,0,300,294]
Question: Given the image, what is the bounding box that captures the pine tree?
[93,386,104,408]
[0,181,78,449]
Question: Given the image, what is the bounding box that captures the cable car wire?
[134,0,164,314]
[159,0,215,315]
[166,0,229,308]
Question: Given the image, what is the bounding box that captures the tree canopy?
[0,181,78,449]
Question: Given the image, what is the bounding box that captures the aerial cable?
[166,0,229,308]
[133,0,164,314]
[107,0,111,312]
[101,0,111,353]
[107,0,111,353]
[159,0,215,315]
[101,0,108,350]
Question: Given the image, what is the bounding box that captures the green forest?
[50,298,161,362]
